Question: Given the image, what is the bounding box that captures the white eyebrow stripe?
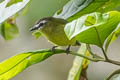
[35,23,40,28]
[40,20,47,24]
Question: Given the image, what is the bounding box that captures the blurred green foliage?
[0,0,120,80]
[6,0,23,7]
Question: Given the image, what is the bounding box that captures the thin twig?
[100,47,120,66]
[86,44,95,56]
[86,44,104,59]
[101,47,109,60]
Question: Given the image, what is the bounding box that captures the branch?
[104,59,120,66]
[54,49,120,65]
[70,51,104,62]
[54,49,104,62]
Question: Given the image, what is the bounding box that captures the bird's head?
[30,17,53,31]
[30,17,67,31]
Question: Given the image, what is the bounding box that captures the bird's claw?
[66,45,71,55]
[51,46,58,53]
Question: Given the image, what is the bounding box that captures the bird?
[30,17,80,53]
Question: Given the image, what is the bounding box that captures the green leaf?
[54,0,120,21]
[112,75,120,80]
[67,44,90,80]
[6,0,23,7]
[32,30,41,39]
[0,49,64,80]
[65,11,120,47]
[0,0,30,24]
[54,0,93,19]
[0,17,19,40]
[105,25,120,51]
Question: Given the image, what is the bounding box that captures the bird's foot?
[51,46,58,53]
[76,41,81,46]
[66,45,71,55]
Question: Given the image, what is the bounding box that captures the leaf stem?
[101,47,109,60]
[94,28,109,60]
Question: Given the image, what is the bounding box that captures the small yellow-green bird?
[30,17,80,53]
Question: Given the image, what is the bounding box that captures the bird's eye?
[40,23,44,26]
[39,20,47,27]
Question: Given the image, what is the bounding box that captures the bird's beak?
[30,24,39,31]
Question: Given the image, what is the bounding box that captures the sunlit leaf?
[0,0,30,24]
[105,24,120,51]
[79,51,90,80]
[54,0,120,21]
[65,11,120,47]
[54,0,93,19]
[0,0,30,40]
[0,49,64,80]
[67,44,90,80]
